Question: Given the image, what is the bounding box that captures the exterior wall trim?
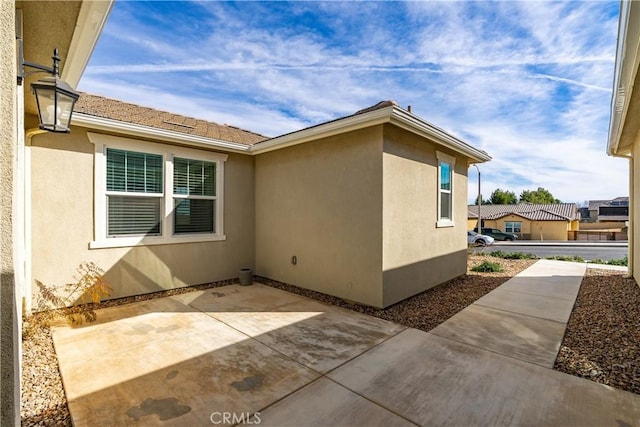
[61,1,114,88]
[73,113,252,154]
[75,106,492,163]
[87,132,228,249]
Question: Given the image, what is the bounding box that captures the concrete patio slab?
[171,283,310,312]
[208,296,406,373]
[328,329,640,426]
[52,298,216,365]
[430,304,566,367]
[256,377,417,427]
[52,284,405,426]
[65,332,319,426]
[52,262,640,427]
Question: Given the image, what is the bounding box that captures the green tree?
[488,188,517,204]
[473,194,490,205]
[519,187,561,204]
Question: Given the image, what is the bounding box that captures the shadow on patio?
[50,283,407,426]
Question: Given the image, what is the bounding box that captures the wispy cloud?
[79,0,624,204]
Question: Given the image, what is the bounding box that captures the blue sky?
[79,0,627,205]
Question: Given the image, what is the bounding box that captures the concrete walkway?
[52,260,640,426]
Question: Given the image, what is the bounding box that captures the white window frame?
[105,148,164,237]
[88,133,228,249]
[436,150,456,228]
[172,157,218,235]
[505,221,522,233]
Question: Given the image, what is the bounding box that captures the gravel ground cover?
[555,268,640,395]
[21,256,640,425]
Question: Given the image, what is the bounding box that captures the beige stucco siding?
[29,125,255,300]
[381,126,467,306]
[255,127,384,307]
[484,216,570,240]
[580,222,625,230]
[528,220,569,240]
[1,2,20,424]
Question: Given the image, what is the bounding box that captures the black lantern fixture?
[17,48,80,133]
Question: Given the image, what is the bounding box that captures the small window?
[106,148,163,236]
[436,151,456,227]
[173,158,216,234]
[505,221,522,233]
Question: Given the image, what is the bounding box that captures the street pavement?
[492,241,628,261]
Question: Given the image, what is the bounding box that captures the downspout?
[23,128,46,314]
[628,155,634,278]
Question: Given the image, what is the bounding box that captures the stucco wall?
[580,221,626,231]
[255,127,384,307]
[486,216,569,240]
[489,216,530,236]
[29,125,255,300]
[381,126,467,307]
[0,1,19,424]
[528,221,569,240]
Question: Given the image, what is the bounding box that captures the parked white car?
[467,230,495,247]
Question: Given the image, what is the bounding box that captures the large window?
[90,133,227,248]
[436,151,456,227]
[505,221,522,233]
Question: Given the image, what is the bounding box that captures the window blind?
[107,148,163,193]
[174,199,215,234]
[108,196,161,235]
[173,157,216,234]
[106,148,163,236]
[174,158,215,196]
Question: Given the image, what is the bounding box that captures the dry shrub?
[25,262,111,336]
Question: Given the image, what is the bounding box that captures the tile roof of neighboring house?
[468,203,580,221]
[74,93,268,146]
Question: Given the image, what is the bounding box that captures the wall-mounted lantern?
[17,48,80,133]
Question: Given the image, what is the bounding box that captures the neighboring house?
[467,203,580,240]
[608,0,640,281]
[584,197,629,223]
[579,198,628,241]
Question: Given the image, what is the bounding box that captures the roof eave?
[250,105,492,161]
[72,113,252,154]
[608,0,638,157]
[390,107,492,163]
[60,1,114,88]
[250,106,393,155]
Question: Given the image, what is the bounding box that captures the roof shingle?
[73,93,268,146]
[467,203,580,221]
